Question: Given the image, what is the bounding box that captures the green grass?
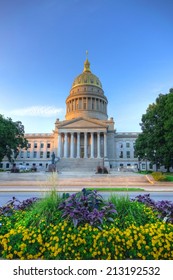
[165,175,173,182]
[86,187,145,192]
[23,189,62,227]
[108,194,158,229]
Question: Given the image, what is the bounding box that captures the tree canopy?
[135,88,173,172]
[0,114,28,163]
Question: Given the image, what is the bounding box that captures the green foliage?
[0,114,28,163]
[134,89,173,172]
[23,189,62,227]
[152,172,167,181]
[108,195,158,229]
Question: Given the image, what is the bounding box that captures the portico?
[57,130,107,159]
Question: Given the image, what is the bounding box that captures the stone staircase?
[56,158,103,171]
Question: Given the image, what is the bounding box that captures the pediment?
[58,117,108,129]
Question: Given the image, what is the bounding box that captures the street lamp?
[153,150,157,171]
[137,155,141,172]
[145,153,147,172]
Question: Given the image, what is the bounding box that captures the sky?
[0,0,173,133]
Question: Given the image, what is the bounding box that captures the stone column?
[84,132,87,158]
[64,132,68,158]
[70,132,74,158]
[77,132,80,158]
[97,132,101,158]
[58,133,61,158]
[104,132,107,157]
[91,132,94,158]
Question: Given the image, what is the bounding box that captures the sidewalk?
[0,171,173,192]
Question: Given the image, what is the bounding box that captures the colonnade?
[57,131,107,159]
[66,97,107,114]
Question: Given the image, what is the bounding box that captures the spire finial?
[83,50,91,72]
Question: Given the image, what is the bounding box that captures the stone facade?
[1,57,148,171]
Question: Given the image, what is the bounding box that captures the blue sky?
[0,0,173,133]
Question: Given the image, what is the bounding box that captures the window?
[47,151,50,158]
[6,163,9,168]
[28,143,31,148]
[39,163,43,166]
[126,151,130,158]
[83,98,86,109]
[119,142,123,148]
[40,143,44,148]
[34,143,37,149]
[40,151,43,158]
[76,100,79,109]
[0,163,3,168]
[141,163,145,169]
[119,151,123,158]
[33,151,37,158]
[47,143,51,148]
[126,142,130,148]
[27,151,30,158]
[96,99,99,110]
[20,151,24,158]
[92,99,95,110]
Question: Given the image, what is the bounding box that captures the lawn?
[86,187,145,192]
[0,189,173,260]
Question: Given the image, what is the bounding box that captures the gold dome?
[71,58,102,89]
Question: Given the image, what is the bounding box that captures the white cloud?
[10,106,64,117]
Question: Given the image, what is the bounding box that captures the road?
[0,191,173,207]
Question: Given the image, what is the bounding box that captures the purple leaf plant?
[59,188,117,229]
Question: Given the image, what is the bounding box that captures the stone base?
[48,164,56,172]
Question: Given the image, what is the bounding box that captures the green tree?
[0,114,28,163]
[135,89,173,172]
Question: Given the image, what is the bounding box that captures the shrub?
[152,171,167,181]
[59,188,117,228]
[96,166,108,174]
[11,167,19,173]
[96,166,102,173]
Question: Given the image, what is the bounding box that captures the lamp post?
[145,153,147,172]
[137,155,140,172]
[153,150,157,171]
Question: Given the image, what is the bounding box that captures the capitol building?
[2,57,145,171]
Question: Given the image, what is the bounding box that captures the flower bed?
[0,190,173,260]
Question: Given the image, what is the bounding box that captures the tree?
[135,89,173,172]
[0,114,28,163]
